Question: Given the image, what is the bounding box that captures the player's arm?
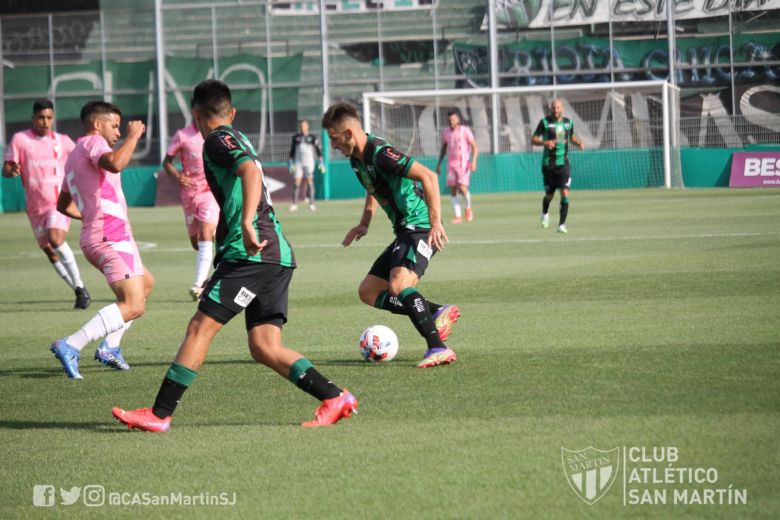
[56,191,81,220]
[570,128,585,150]
[98,121,145,173]
[406,162,448,251]
[2,160,20,177]
[531,120,554,150]
[469,133,478,171]
[162,154,192,187]
[342,192,377,247]
[236,159,267,256]
[435,143,447,174]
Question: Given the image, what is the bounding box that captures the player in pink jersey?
[49,101,155,379]
[162,100,219,301]
[435,110,478,224]
[2,100,91,309]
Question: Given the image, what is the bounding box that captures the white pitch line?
[0,231,777,261]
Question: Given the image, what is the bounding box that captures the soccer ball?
[358,325,399,362]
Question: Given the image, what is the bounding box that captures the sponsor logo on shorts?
[234,287,256,308]
[416,239,432,260]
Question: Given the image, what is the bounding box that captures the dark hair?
[80,101,122,124]
[321,102,360,129]
[192,79,232,118]
[33,99,54,114]
[446,110,460,118]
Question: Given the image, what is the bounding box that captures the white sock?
[451,196,462,218]
[51,260,74,288]
[55,242,84,289]
[464,191,472,209]
[195,241,213,287]
[66,303,126,351]
[103,320,133,349]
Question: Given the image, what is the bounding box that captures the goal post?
[363,81,683,190]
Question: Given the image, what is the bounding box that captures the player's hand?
[342,224,369,247]
[470,160,477,172]
[317,161,326,174]
[176,174,193,188]
[578,141,585,151]
[427,221,449,252]
[6,161,21,177]
[242,226,268,257]
[545,140,556,150]
[287,160,295,175]
[126,121,146,140]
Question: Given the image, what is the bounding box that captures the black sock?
[289,358,341,401]
[152,378,188,419]
[560,197,569,225]
[399,288,445,349]
[542,196,552,214]
[374,290,443,316]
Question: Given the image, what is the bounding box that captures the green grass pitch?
[0,189,778,519]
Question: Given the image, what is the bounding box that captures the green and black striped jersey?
[202,125,295,267]
[534,116,575,167]
[350,134,431,232]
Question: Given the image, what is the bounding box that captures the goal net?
[363,81,683,190]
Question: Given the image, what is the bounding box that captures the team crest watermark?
[561,447,620,505]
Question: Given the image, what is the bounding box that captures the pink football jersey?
[62,134,132,246]
[4,129,75,215]
[167,122,208,196]
[442,125,475,172]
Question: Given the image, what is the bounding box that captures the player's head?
[31,99,55,137]
[191,80,235,136]
[549,99,564,120]
[322,102,362,158]
[299,119,309,134]
[446,110,461,129]
[80,101,122,147]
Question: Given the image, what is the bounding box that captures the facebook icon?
[33,485,56,507]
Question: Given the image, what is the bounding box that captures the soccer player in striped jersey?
[112,80,356,431]
[2,100,91,309]
[322,102,461,369]
[532,99,585,234]
[435,110,478,223]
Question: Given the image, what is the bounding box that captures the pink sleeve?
[87,136,113,168]
[465,127,475,144]
[166,130,183,158]
[4,133,21,162]
[63,135,76,154]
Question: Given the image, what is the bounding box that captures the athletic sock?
[464,190,472,209]
[288,358,341,401]
[542,196,552,215]
[194,241,213,287]
[560,197,569,225]
[399,287,446,349]
[308,182,315,202]
[374,291,443,316]
[152,363,198,419]
[66,303,126,351]
[451,195,462,218]
[292,184,299,205]
[55,242,84,288]
[103,320,133,348]
[51,260,74,288]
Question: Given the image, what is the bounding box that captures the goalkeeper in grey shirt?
[288,119,324,211]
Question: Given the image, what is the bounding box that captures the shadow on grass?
[0,419,300,431]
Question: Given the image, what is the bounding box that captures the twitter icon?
[60,487,81,506]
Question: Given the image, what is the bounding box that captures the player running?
[112,80,357,432]
[287,119,324,212]
[435,110,478,224]
[2,100,91,309]
[162,99,220,301]
[322,102,460,369]
[531,99,585,234]
[50,101,155,379]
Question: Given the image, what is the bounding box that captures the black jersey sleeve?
[533,118,546,138]
[374,145,414,178]
[204,129,252,175]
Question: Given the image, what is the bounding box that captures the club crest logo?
[561,447,620,505]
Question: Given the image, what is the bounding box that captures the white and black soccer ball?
[358,325,399,362]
